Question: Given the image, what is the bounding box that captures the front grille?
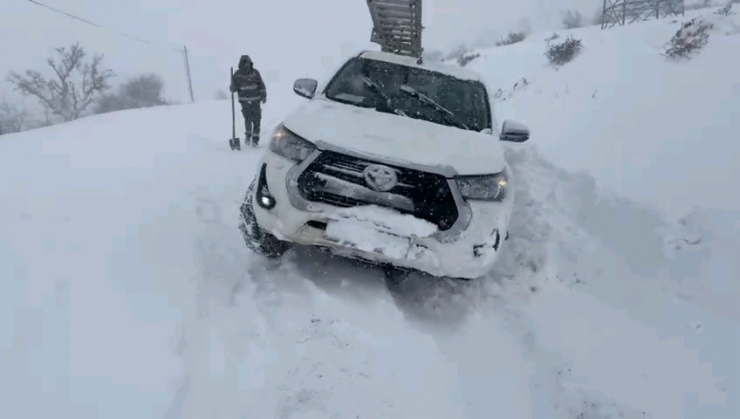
[296,151,459,231]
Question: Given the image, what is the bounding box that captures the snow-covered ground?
[1,7,739,419]
[467,9,740,219]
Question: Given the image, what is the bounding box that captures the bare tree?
[495,31,528,46]
[7,42,114,123]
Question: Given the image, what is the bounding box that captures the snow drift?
[1,7,739,419]
[466,9,740,219]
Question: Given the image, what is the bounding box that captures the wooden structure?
[366,0,424,59]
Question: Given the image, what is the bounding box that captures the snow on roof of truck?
[358,50,486,83]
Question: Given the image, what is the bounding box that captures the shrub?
[458,52,481,67]
[443,44,471,63]
[545,36,583,67]
[715,1,736,15]
[95,73,169,114]
[496,31,527,47]
[545,33,560,43]
[562,9,585,29]
[664,18,713,60]
[0,99,27,135]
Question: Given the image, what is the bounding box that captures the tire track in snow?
[170,185,476,418]
[171,152,565,419]
[379,145,565,319]
[168,190,267,419]
[168,144,721,418]
[165,188,387,418]
[371,145,616,418]
[489,146,725,418]
[382,145,652,418]
[486,146,649,418]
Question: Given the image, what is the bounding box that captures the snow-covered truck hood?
[282,98,507,176]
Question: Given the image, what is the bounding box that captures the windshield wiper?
[362,77,407,117]
[399,85,470,130]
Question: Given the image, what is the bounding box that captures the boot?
[251,135,260,147]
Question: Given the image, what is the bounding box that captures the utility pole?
[183,45,195,103]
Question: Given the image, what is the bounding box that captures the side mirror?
[500,120,530,142]
[293,78,318,99]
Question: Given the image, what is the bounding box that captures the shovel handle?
[230,67,236,139]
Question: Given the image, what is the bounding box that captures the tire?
[238,180,289,258]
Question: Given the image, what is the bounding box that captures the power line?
[26,0,179,51]
[26,0,196,103]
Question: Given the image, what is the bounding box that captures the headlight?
[269,124,316,161]
[455,169,508,201]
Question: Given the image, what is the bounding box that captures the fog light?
[255,163,276,210]
[259,195,275,209]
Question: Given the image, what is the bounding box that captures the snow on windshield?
[324,57,491,132]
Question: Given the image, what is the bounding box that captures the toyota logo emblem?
[363,164,398,192]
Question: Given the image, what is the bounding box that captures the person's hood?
[239,55,253,69]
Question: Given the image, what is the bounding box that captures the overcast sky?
[1,0,601,107]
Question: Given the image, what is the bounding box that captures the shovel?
[229,67,241,151]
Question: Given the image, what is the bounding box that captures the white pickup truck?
[239,49,530,280]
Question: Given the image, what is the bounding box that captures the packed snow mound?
[463,9,740,220]
[329,205,439,238]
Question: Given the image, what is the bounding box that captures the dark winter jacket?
[231,55,266,104]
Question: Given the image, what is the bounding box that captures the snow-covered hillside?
[466,9,740,218]
[1,8,738,419]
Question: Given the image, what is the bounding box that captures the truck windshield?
[324,57,492,132]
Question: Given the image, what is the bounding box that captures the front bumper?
[251,147,514,279]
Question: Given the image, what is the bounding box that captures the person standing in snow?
[230,55,267,146]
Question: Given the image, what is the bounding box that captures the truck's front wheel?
[238,181,289,259]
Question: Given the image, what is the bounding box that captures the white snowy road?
[0,96,734,419]
[2,9,739,418]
